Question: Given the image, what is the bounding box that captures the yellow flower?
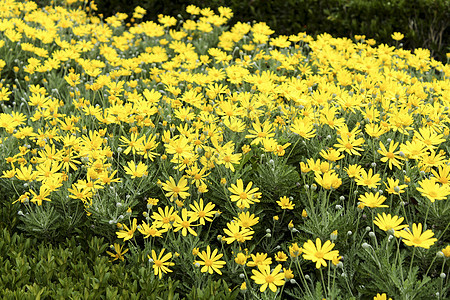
[442,245,450,257]
[391,32,404,41]
[284,268,294,279]
[384,177,408,195]
[289,243,302,258]
[138,221,167,238]
[123,161,148,178]
[151,206,178,230]
[334,134,365,156]
[234,211,259,228]
[320,148,345,162]
[234,252,247,265]
[416,178,450,203]
[302,238,340,269]
[373,213,408,237]
[161,176,190,201]
[355,168,381,189]
[106,243,129,262]
[194,246,226,275]
[245,120,275,145]
[223,221,254,244]
[345,164,362,178]
[274,251,288,262]
[315,170,342,190]
[251,264,285,292]
[247,252,272,267]
[116,218,137,241]
[373,293,392,300]
[358,192,388,208]
[377,140,404,170]
[148,249,175,279]
[290,117,316,140]
[228,179,261,208]
[400,223,437,249]
[277,196,295,209]
[173,208,198,237]
[189,198,216,225]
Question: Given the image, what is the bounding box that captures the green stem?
[294,259,313,297]
[320,268,327,299]
[425,255,437,277]
[409,247,416,276]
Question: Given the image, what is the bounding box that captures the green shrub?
[0,228,238,299]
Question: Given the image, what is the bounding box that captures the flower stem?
[409,247,416,276]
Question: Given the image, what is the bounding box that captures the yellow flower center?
[240,192,248,199]
[265,275,275,283]
[204,259,213,266]
[181,221,190,228]
[198,211,206,218]
[154,260,163,267]
[412,237,422,244]
[314,251,324,259]
[386,152,395,159]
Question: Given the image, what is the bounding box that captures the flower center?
[412,237,422,245]
[314,251,324,259]
[204,259,213,266]
[265,275,275,283]
[239,192,248,199]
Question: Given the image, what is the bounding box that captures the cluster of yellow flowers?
[1,0,449,297]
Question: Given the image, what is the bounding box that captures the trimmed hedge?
[0,229,238,299]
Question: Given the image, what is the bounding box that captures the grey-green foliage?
[357,237,445,299]
[254,156,300,203]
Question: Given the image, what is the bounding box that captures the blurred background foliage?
[88,0,450,61]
